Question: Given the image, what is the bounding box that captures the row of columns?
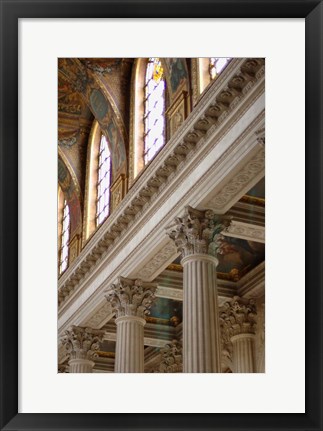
[61,206,258,373]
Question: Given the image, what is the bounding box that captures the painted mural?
[217,236,265,276]
[246,177,265,199]
[59,58,127,178]
[165,58,188,95]
[106,121,126,173]
[90,88,109,120]
[58,79,83,115]
[149,298,182,327]
[81,58,122,75]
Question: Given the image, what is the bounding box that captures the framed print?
[1,0,322,430]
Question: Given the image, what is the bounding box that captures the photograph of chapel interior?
[58,57,265,373]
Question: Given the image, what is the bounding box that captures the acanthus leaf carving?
[61,326,104,361]
[220,296,257,338]
[148,340,183,373]
[105,277,156,319]
[166,205,231,258]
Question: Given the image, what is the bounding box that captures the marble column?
[61,325,104,373]
[167,205,231,373]
[105,277,156,373]
[220,296,257,373]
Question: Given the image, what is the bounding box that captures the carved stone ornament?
[166,205,232,258]
[219,296,257,338]
[152,340,183,373]
[105,277,156,318]
[61,326,105,361]
[255,127,265,146]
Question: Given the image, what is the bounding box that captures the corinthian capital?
[166,205,231,258]
[61,326,104,361]
[158,340,183,373]
[105,277,156,318]
[220,296,257,338]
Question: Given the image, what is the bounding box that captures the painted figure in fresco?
[107,121,125,174]
[90,89,109,121]
[168,58,187,93]
[217,236,265,275]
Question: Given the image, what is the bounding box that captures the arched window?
[83,123,113,243]
[144,57,165,165]
[96,134,111,226]
[196,58,233,97]
[209,57,232,80]
[59,196,70,274]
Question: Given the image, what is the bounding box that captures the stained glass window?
[209,57,232,80]
[59,199,70,274]
[144,57,165,165]
[96,134,111,226]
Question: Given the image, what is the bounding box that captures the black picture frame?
[1,1,322,430]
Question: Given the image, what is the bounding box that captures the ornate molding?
[255,127,265,145]
[223,220,265,243]
[220,296,257,338]
[135,242,178,281]
[156,285,183,301]
[105,277,156,318]
[84,303,113,329]
[167,205,231,258]
[61,326,104,361]
[58,58,265,306]
[205,145,265,211]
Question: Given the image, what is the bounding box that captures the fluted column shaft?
[220,296,257,373]
[182,253,221,373]
[167,206,231,373]
[231,333,255,373]
[115,316,146,373]
[69,358,95,373]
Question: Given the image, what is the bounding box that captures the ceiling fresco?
[57,58,191,208]
[148,297,182,327]
[58,58,129,180]
[246,177,265,199]
[172,231,265,281]
[240,178,265,207]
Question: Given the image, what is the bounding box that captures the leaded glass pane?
[96,134,111,226]
[209,57,232,80]
[59,199,70,274]
[144,58,165,165]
